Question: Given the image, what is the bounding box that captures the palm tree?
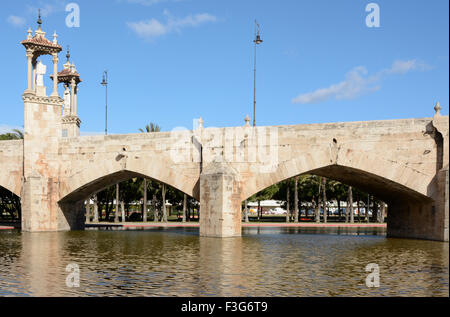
[152,194,158,222]
[322,177,327,223]
[348,186,354,223]
[286,184,290,222]
[139,122,161,133]
[12,129,24,139]
[316,179,322,223]
[183,194,187,223]
[139,122,161,221]
[0,129,24,140]
[161,183,167,222]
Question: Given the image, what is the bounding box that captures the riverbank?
[0,226,14,230]
[0,221,386,231]
[86,222,386,229]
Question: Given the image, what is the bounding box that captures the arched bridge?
[2,21,447,241]
[0,109,448,241]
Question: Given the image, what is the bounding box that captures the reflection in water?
[20,233,65,296]
[0,227,448,296]
[199,237,244,296]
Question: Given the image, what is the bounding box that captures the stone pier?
[199,162,242,238]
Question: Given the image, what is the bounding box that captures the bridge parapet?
[1,115,447,240]
[58,130,201,203]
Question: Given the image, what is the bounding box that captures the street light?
[101,70,108,135]
[253,20,263,127]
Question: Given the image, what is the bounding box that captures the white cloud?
[292,59,430,104]
[6,1,66,29]
[382,59,431,75]
[127,10,217,40]
[7,15,26,27]
[26,0,67,18]
[128,19,168,38]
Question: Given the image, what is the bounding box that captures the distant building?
[247,200,285,214]
[246,199,387,217]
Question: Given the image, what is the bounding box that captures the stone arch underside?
[0,140,23,198]
[241,147,434,204]
[0,178,22,199]
[0,184,21,200]
[58,157,200,204]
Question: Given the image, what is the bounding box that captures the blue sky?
[1,0,448,134]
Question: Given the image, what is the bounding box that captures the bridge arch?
[241,146,434,204]
[0,172,22,198]
[59,156,200,203]
[0,181,21,199]
[0,184,21,223]
[0,139,23,198]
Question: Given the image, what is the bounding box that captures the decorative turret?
[51,47,82,86]
[21,10,82,138]
[21,10,62,97]
[49,46,82,137]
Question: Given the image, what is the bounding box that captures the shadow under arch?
[241,160,442,240]
[310,165,432,204]
[0,184,21,223]
[241,143,434,204]
[0,170,22,199]
[59,169,198,204]
[243,164,432,204]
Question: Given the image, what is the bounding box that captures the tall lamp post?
[101,70,108,135]
[253,20,263,127]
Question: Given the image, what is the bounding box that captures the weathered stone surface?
[0,140,22,197]
[3,23,446,239]
[0,96,448,240]
[200,162,241,237]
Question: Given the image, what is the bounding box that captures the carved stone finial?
[34,9,47,37]
[53,31,58,44]
[244,114,250,126]
[198,117,204,129]
[66,45,70,62]
[37,9,42,30]
[27,28,32,39]
[434,101,442,116]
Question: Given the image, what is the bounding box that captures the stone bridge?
[0,21,448,241]
[1,109,448,241]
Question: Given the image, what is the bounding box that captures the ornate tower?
[20,13,84,231]
[51,46,82,137]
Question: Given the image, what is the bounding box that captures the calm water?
[0,227,448,297]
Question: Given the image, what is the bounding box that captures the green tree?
[138,123,164,221]
[326,179,348,221]
[297,175,321,222]
[139,123,161,133]
[0,129,24,140]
